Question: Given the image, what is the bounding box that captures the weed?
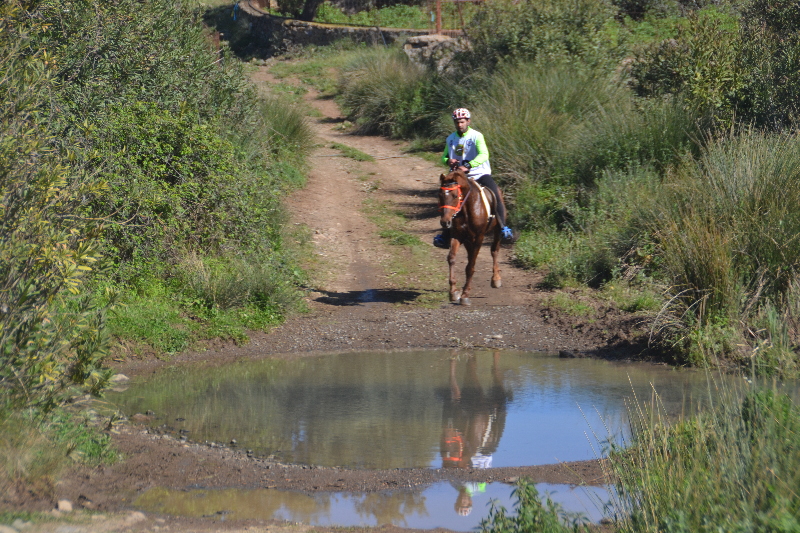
[331,142,375,162]
[609,385,800,533]
[542,293,594,317]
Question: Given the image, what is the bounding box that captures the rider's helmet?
[452,108,471,120]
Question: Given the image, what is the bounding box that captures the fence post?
[436,0,442,33]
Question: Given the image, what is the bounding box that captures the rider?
[433,108,514,249]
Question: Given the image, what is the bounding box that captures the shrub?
[480,480,591,533]
[638,131,800,371]
[466,0,620,69]
[338,47,469,138]
[0,12,111,410]
[611,386,800,532]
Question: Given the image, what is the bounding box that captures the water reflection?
[134,482,610,530]
[440,353,511,470]
[109,349,728,468]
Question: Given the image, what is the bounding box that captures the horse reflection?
[439,352,512,470]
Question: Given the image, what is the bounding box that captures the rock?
[0,525,19,533]
[125,511,146,524]
[402,35,467,73]
[558,350,576,358]
[131,413,151,423]
[109,373,129,383]
[57,499,73,512]
[12,519,31,529]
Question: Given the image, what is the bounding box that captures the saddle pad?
[476,184,495,218]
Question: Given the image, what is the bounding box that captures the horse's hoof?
[451,291,462,302]
[460,297,471,306]
[491,279,502,288]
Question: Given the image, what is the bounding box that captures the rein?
[439,182,471,218]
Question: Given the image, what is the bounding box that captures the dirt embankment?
[3,62,647,532]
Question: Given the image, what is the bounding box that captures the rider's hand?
[447,158,459,169]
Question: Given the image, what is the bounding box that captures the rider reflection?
[439,352,512,470]
[452,481,487,516]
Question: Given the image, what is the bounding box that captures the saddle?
[474,183,495,219]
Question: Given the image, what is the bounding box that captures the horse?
[438,169,502,305]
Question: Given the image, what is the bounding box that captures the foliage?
[0,3,112,410]
[631,1,800,129]
[480,480,591,533]
[638,131,800,373]
[0,407,117,497]
[338,46,469,138]
[611,386,800,532]
[315,2,430,28]
[10,0,314,357]
[465,0,620,70]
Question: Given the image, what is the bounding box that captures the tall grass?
[338,47,469,138]
[642,131,800,372]
[474,62,700,188]
[609,384,800,532]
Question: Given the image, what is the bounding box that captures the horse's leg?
[491,226,502,288]
[460,236,484,306]
[448,239,462,302]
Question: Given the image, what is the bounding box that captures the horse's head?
[438,170,470,229]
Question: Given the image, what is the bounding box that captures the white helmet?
[452,108,471,120]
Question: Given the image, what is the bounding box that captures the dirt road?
[4,63,645,532]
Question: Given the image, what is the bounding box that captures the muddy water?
[110,350,723,469]
[134,482,610,530]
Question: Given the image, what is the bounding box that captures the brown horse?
[438,170,502,305]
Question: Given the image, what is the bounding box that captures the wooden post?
[436,0,442,33]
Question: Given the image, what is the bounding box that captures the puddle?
[110,350,734,468]
[134,482,611,530]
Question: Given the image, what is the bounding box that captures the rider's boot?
[501,225,515,243]
[433,229,451,249]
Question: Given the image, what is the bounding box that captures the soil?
[1,61,651,532]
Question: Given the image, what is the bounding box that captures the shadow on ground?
[314,288,423,306]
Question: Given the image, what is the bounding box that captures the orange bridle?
[439,182,467,218]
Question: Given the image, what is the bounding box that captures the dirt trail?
[3,63,645,532]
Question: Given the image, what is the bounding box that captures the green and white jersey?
[442,127,491,179]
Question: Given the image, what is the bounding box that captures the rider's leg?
[475,175,513,241]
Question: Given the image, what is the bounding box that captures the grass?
[0,408,118,500]
[269,42,374,95]
[541,292,594,318]
[331,142,375,162]
[608,384,800,533]
[362,197,446,306]
[314,2,431,29]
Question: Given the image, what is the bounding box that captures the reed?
[644,131,800,372]
[608,383,800,532]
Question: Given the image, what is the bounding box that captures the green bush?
[466,0,620,69]
[635,131,800,372]
[480,480,591,533]
[338,47,468,138]
[0,9,112,410]
[315,2,430,28]
[612,387,800,532]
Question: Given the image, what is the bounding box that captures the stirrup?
[501,226,515,243]
[433,234,450,249]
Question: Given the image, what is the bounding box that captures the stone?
[0,526,19,533]
[125,511,146,524]
[109,373,129,383]
[57,500,73,512]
